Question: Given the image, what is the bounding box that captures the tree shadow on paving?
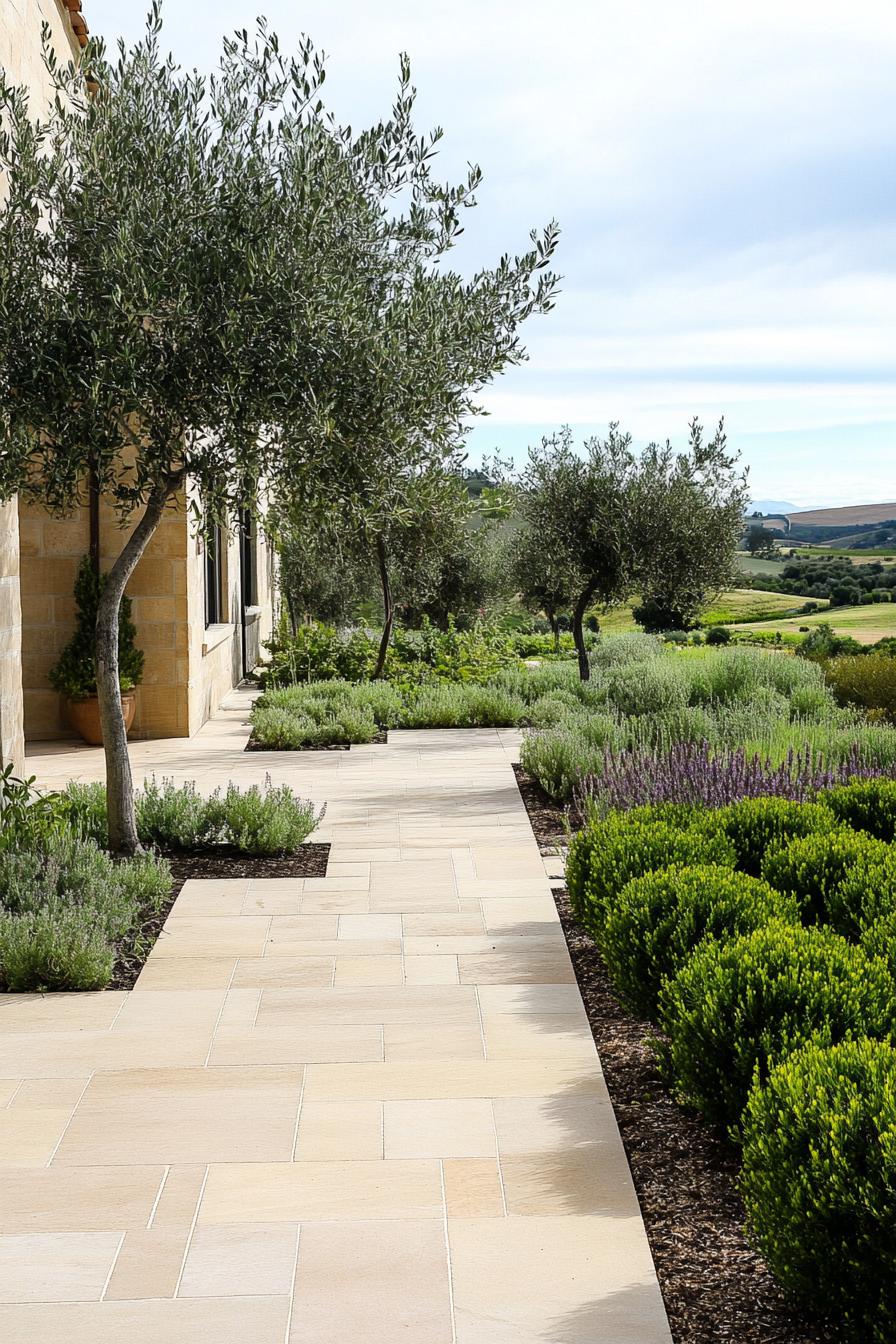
[547,1282,673,1344]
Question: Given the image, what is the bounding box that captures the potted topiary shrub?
[49,557,144,745]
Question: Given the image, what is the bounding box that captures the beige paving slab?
[384,1099,497,1159]
[134,957,238,991]
[383,1019,485,1061]
[0,993,126,1032]
[230,956,335,989]
[256,986,481,1027]
[0,1106,77,1166]
[0,1029,214,1078]
[152,916,271,958]
[290,1219,453,1343]
[207,1024,382,1067]
[14,709,670,1342]
[333,955,404,987]
[179,1223,299,1298]
[443,1158,506,1217]
[0,1296,291,1344]
[53,1067,303,1166]
[0,1231,122,1304]
[0,1167,166,1233]
[198,1160,443,1224]
[294,1101,384,1160]
[303,1060,608,1102]
[449,1216,673,1343]
[105,1227,189,1300]
[403,954,460,985]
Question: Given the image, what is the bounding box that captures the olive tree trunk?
[547,609,560,655]
[373,534,394,680]
[572,583,598,681]
[95,478,172,856]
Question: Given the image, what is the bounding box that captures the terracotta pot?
[66,692,137,746]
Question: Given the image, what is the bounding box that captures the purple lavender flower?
[576,740,896,814]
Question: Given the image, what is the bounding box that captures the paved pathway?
[1,700,672,1342]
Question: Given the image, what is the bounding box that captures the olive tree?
[510,524,575,651]
[632,419,748,631]
[272,77,561,674]
[518,426,639,678]
[0,9,516,851]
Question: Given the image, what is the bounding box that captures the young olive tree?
[510,524,575,651]
[0,9,488,851]
[631,419,748,631]
[272,66,560,675]
[390,471,513,631]
[518,426,639,679]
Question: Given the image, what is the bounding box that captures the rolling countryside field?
[732,601,896,644]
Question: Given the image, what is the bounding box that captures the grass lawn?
[593,587,824,634]
[735,554,786,578]
[703,588,825,624]
[732,601,896,644]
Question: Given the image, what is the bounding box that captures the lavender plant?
[578,741,896,815]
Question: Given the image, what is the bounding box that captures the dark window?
[205,524,224,626]
[239,508,257,609]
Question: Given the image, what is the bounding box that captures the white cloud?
[82,0,896,500]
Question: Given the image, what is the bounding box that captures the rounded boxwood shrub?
[600,864,798,1019]
[862,909,896,975]
[741,1038,896,1343]
[761,829,893,928]
[566,814,736,936]
[718,797,831,876]
[657,920,896,1132]
[821,778,896,842]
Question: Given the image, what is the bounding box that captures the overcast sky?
[85,0,896,507]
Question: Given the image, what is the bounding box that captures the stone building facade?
[0,1,278,768]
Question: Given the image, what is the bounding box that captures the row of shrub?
[62,775,322,855]
[0,768,322,993]
[517,638,896,801]
[259,615,600,689]
[753,554,896,604]
[566,786,896,1341]
[253,638,851,756]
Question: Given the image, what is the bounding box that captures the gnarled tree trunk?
[572,583,598,681]
[95,477,173,855]
[547,608,560,655]
[373,534,394,680]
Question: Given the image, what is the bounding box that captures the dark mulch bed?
[512,762,575,845]
[110,842,330,990]
[245,731,388,753]
[513,765,834,1344]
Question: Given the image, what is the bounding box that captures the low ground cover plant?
[64,775,322,856]
[519,641,896,803]
[0,771,171,992]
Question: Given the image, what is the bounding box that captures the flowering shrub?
[578,741,896,813]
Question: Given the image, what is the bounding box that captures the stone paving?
[0,695,673,1342]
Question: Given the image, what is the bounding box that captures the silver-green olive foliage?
[516,421,747,677]
[0,5,559,849]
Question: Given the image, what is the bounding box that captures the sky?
[85,0,896,508]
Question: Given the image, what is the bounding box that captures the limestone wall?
[0,501,25,770]
[18,491,275,741]
[0,2,81,767]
